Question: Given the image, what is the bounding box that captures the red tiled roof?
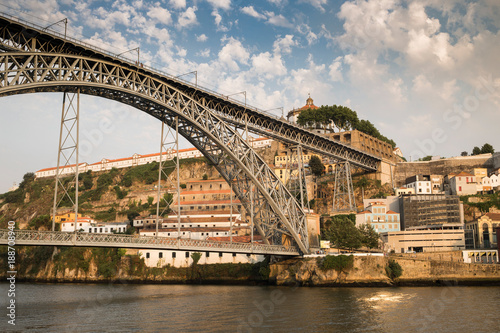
[483,213,500,221]
[386,210,398,214]
[456,171,474,177]
[206,235,263,243]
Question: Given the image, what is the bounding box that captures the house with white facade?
[405,175,432,194]
[449,171,478,195]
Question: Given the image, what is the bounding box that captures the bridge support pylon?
[332,161,356,213]
[155,116,181,239]
[51,90,80,232]
[285,145,310,212]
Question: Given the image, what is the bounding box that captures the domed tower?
[286,94,318,123]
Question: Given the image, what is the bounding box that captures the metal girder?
[0,14,381,171]
[0,229,300,256]
[0,52,309,254]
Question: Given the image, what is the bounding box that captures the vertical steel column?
[284,145,309,212]
[51,90,80,232]
[155,117,180,239]
[230,183,233,243]
[332,161,356,213]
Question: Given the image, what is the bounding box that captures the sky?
[0,0,499,193]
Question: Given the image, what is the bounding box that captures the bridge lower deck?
[0,230,300,256]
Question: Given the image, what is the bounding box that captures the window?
[232,253,236,257]
[159,252,163,258]
[172,252,176,258]
[219,252,223,257]
[185,252,190,258]
[146,253,150,259]
[206,252,210,257]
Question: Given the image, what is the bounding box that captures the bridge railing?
[0,229,300,255]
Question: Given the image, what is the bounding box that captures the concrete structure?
[399,194,463,230]
[462,250,498,264]
[381,225,466,253]
[356,201,400,233]
[465,213,500,249]
[327,129,396,162]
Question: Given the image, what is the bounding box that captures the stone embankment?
[270,254,500,286]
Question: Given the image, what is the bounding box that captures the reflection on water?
[0,283,499,332]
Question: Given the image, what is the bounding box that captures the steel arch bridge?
[0,14,381,255]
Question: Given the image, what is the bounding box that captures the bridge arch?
[0,52,309,253]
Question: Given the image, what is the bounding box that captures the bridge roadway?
[0,13,380,171]
[0,229,300,256]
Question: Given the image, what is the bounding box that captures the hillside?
[0,145,278,228]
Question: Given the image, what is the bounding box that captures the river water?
[1,283,499,332]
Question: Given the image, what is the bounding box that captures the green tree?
[480,143,494,154]
[472,146,481,155]
[461,151,468,156]
[385,260,403,280]
[202,174,208,180]
[309,155,324,177]
[324,215,363,251]
[358,224,379,249]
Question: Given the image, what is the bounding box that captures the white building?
[449,171,478,195]
[35,139,272,179]
[405,175,432,194]
[61,220,129,234]
[139,247,265,268]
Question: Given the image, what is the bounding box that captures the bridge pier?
[51,90,80,232]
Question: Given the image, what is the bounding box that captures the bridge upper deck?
[0,13,381,171]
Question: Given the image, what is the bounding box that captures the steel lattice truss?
[0,52,309,253]
[0,229,299,255]
[0,14,380,171]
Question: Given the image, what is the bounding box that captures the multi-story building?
[381,225,466,253]
[405,175,432,194]
[465,213,500,249]
[449,171,477,195]
[399,194,463,230]
[356,201,401,233]
[327,130,396,162]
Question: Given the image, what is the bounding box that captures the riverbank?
[2,246,499,286]
[269,255,500,287]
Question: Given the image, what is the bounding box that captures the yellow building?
[52,212,83,223]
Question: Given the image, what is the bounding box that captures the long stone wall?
[394,153,498,187]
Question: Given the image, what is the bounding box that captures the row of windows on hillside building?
[144,251,252,259]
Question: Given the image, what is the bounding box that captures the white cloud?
[196,34,208,42]
[273,35,297,54]
[241,6,267,20]
[147,5,172,25]
[328,57,343,82]
[211,10,229,31]
[198,48,211,57]
[169,0,186,9]
[218,37,250,71]
[177,6,198,29]
[299,0,327,13]
[265,12,293,28]
[206,0,231,10]
[251,52,287,79]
